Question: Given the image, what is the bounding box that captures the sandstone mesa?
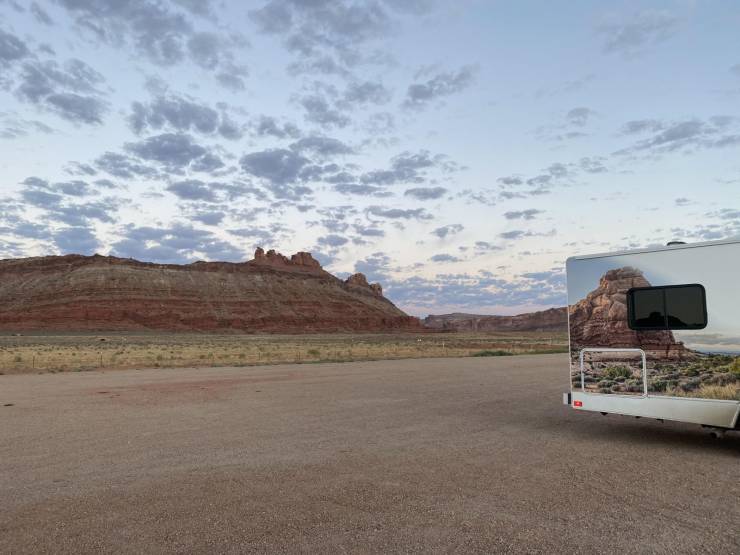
[0,248,419,333]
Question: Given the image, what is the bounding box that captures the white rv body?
[564,239,740,430]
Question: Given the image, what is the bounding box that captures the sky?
[1,0,739,317]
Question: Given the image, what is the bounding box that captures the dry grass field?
[0,331,567,374]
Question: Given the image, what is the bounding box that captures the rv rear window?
[628,284,707,331]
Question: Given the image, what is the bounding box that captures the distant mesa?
[0,248,420,333]
[423,307,567,332]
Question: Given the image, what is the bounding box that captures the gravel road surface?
[1,354,738,553]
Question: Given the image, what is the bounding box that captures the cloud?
[430,253,460,263]
[504,209,543,221]
[361,150,447,186]
[354,251,393,282]
[334,183,391,197]
[190,152,225,173]
[0,218,52,240]
[579,156,608,173]
[239,148,310,184]
[341,80,392,106]
[614,117,740,156]
[403,65,476,109]
[30,2,54,25]
[187,208,225,226]
[125,133,207,168]
[535,107,596,142]
[65,162,97,176]
[432,224,464,238]
[186,31,222,69]
[732,64,740,77]
[620,119,664,134]
[166,179,267,204]
[0,28,30,63]
[0,114,53,139]
[215,63,249,92]
[353,223,385,237]
[404,186,447,200]
[249,0,400,76]
[599,10,678,57]
[317,233,349,247]
[14,58,108,124]
[290,135,354,157]
[566,107,596,127]
[95,151,159,179]
[474,241,501,253]
[228,226,277,243]
[129,95,243,139]
[54,0,242,74]
[497,176,524,186]
[379,269,567,314]
[500,230,526,240]
[520,269,566,290]
[111,222,245,263]
[366,206,432,220]
[53,180,98,196]
[15,174,125,227]
[166,179,218,202]
[499,229,555,241]
[252,115,301,139]
[54,226,100,255]
[299,92,351,128]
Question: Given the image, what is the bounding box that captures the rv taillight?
[573,400,583,407]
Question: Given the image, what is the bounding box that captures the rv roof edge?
[568,238,740,261]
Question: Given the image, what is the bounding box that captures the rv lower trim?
[565,391,740,429]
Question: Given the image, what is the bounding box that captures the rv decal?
[569,266,740,401]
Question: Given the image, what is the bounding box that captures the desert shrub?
[667,384,740,401]
[708,372,736,386]
[685,366,701,377]
[602,365,632,379]
[650,379,668,392]
[730,358,740,378]
[472,350,513,357]
[307,349,320,357]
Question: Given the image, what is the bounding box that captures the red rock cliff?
[0,249,421,333]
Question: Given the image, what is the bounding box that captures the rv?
[563,239,740,437]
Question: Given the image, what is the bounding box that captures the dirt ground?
[1,354,738,554]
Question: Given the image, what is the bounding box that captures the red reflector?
[573,400,583,407]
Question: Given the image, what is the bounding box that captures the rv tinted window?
[631,288,665,328]
[628,285,707,331]
[664,286,706,328]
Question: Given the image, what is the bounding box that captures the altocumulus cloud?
[403,65,476,110]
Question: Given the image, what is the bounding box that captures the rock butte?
[568,266,693,360]
[0,249,421,333]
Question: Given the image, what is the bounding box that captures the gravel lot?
[1,354,738,554]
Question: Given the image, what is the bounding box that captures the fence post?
[100,353,103,368]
